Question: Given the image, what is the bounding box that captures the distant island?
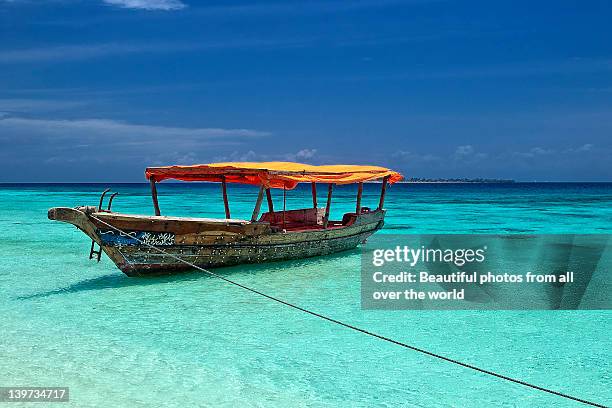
[403,178,515,183]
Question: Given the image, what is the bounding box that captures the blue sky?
[0,0,611,182]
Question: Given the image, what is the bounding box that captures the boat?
[48,162,403,276]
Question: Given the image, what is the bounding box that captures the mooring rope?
[90,214,606,407]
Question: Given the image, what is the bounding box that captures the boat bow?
[48,206,100,238]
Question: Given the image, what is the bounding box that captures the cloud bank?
[102,0,186,11]
[0,115,269,168]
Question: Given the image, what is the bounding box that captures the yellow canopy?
[146,161,403,189]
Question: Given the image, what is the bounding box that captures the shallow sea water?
[0,183,610,407]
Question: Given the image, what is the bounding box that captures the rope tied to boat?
[89,214,606,407]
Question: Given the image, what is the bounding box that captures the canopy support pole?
[378,176,389,210]
[282,185,287,230]
[356,182,363,214]
[311,182,317,208]
[266,188,274,214]
[251,185,265,222]
[323,183,333,228]
[221,176,231,219]
[150,177,161,216]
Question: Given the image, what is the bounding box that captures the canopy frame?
[145,162,402,219]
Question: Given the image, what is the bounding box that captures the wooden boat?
[48,162,403,276]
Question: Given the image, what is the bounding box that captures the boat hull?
[48,207,385,276]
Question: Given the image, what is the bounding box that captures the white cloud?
[212,149,318,163]
[392,150,441,163]
[394,145,488,166]
[0,116,266,139]
[454,144,474,157]
[513,146,555,159]
[293,148,317,160]
[0,43,169,63]
[530,147,553,155]
[453,145,487,162]
[0,98,86,113]
[0,38,312,63]
[0,115,269,164]
[214,150,259,162]
[102,0,186,10]
[576,143,593,152]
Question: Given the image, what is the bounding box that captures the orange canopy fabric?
[145,162,403,189]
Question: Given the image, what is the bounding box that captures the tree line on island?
[404,177,515,183]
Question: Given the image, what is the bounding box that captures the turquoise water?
[1,183,610,407]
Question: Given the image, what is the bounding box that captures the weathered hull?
[48,206,385,277]
[104,226,378,276]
